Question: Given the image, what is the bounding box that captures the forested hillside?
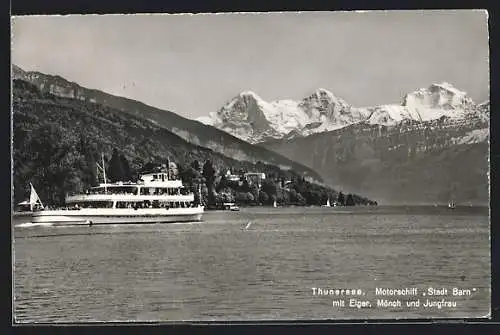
[12,80,315,205]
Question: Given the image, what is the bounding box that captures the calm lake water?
[13,206,490,323]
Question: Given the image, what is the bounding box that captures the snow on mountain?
[364,105,419,126]
[401,82,473,119]
[195,116,214,125]
[298,89,372,135]
[404,82,472,111]
[198,83,487,143]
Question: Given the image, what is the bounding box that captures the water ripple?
[13,207,490,322]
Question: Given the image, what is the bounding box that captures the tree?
[191,160,200,172]
[119,154,132,181]
[107,148,125,182]
[141,162,161,174]
[259,191,269,205]
[345,194,355,206]
[250,184,260,203]
[337,191,345,206]
[239,179,251,193]
[77,132,98,188]
[216,175,228,192]
[180,166,199,188]
[193,188,201,205]
[296,192,307,205]
[306,190,321,205]
[235,191,248,204]
[202,160,216,185]
[202,160,216,205]
[261,180,278,197]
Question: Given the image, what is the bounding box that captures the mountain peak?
[299,88,352,113]
[430,82,467,97]
[402,81,474,114]
[316,87,335,96]
[238,90,263,100]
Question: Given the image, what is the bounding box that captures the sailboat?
[273,199,277,208]
[321,198,331,207]
[13,183,44,219]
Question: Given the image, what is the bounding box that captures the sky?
[12,10,489,120]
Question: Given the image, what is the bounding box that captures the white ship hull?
[31,206,204,225]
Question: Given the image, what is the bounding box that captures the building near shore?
[244,172,266,187]
[225,169,242,182]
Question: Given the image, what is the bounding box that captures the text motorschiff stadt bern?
[312,287,473,296]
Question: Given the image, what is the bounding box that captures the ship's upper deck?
[139,172,183,188]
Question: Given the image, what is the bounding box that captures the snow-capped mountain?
[198,83,488,144]
[198,88,369,143]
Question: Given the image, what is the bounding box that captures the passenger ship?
[30,168,204,225]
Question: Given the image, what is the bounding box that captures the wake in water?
[15,222,53,228]
[171,221,201,225]
[16,221,202,228]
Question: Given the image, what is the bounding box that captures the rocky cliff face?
[13,65,95,101]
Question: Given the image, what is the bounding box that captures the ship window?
[90,187,106,194]
[116,201,133,209]
[153,174,158,179]
[162,174,165,181]
[82,201,113,208]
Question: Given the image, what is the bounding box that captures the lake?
[12,206,490,323]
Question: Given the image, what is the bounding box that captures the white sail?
[326,198,331,207]
[29,183,44,210]
[273,200,277,208]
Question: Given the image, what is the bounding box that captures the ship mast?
[102,153,107,192]
[167,157,170,180]
[198,183,202,206]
